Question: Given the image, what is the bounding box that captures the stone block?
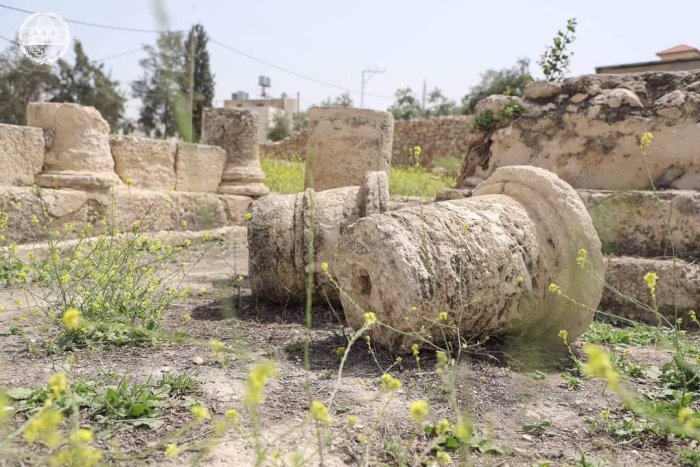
[0,123,45,185]
[110,136,177,190]
[175,142,227,193]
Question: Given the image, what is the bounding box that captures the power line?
[0,3,395,101]
[0,34,17,45]
[97,48,143,62]
[0,3,173,33]
[211,39,393,100]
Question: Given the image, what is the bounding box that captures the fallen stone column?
[201,108,269,197]
[334,166,605,350]
[248,171,389,304]
[304,107,393,191]
[27,102,120,190]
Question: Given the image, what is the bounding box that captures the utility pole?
[421,79,427,111]
[360,68,385,108]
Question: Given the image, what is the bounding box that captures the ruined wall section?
[261,115,474,167]
[457,71,700,190]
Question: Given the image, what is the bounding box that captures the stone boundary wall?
[458,71,700,190]
[0,123,229,194]
[260,115,474,167]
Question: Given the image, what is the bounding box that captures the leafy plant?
[539,18,578,81]
[522,420,552,436]
[501,103,522,120]
[473,110,495,130]
[158,372,200,396]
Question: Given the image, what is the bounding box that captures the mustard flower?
[409,400,429,422]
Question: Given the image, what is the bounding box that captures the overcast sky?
[2,0,699,119]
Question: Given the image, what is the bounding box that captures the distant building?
[596,44,700,74]
[223,92,297,143]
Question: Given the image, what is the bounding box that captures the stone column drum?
[304,107,393,191]
[27,102,120,190]
[248,171,389,304]
[334,166,605,350]
[201,108,269,197]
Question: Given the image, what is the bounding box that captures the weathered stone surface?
[261,115,474,168]
[590,88,643,108]
[110,136,177,190]
[248,172,389,303]
[0,124,44,186]
[474,95,526,121]
[579,189,700,258]
[201,108,268,197]
[458,72,700,190]
[0,185,251,244]
[434,187,473,201]
[570,93,588,104]
[26,102,120,190]
[334,166,604,350]
[524,80,561,100]
[601,256,699,325]
[304,107,393,191]
[175,142,227,193]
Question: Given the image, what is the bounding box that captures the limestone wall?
[457,71,700,190]
[0,103,251,243]
[260,115,474,167]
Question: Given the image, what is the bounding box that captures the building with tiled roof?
[596,44,700,74]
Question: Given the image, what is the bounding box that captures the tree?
[132,31,186,138]
[267,111,291,142]
[319,92,353,107]
[424,88,456,117]
[0,45,58,125]
[52,41,126,130]
[460,58,532,113]
[184,24,215,142]
[387,87,423,120]
[539,18,578,81]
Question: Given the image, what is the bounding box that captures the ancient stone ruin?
[458,72,700,190]
[201,108,269,197]
[449,71,700,326]
[248,171,389,303]
[0,102,262,242]
[335,166,604,350]
[304,107,394,190]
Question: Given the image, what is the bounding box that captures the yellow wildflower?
[191,405,210,421]
[548,283,561,295]
[347,415,358,426]
[245,360,279,407]
[640,132,654,150]
[583,345,619,391]
[209,339,226,353]
[380,373,402,391]
[225,409,239,427]
[245,212,252,221]
[48,372,67,397]
[576,248,587,268]
[558,329,568,344]
[435,418,451,436]
[409,400,429,423]
[411,343,420,358]
[70,428,93,444]
[363,311,377,326]
[438,311,448,322]
[643,271,658,297]
[165,443,179,458]
[62,308,81,330]
[310,400,330,424]
[436,450,451,465]
[320,262,329,273]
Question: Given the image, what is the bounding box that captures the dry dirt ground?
[0,234,697,466]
